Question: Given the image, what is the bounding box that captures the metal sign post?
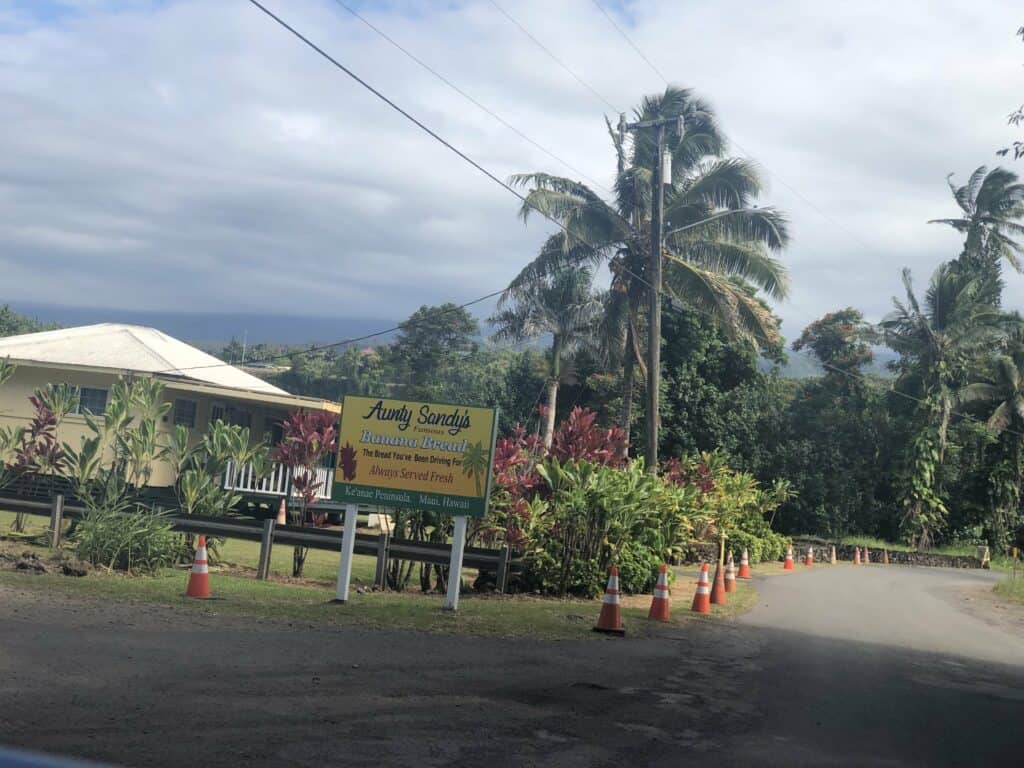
[443,516,468,611]
[334,502,359,603]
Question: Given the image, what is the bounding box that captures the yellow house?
[0,323,340,494]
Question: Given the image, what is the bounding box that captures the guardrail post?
[374,532,390,589]
[496,544,511,594]
[49,494,65,549]
[257,518,276,580]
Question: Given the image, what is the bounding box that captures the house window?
[264,416,284,446]
[173,399,198,428]
[210,402,226,424]
[73,387,108,415]
[227,405,252,429]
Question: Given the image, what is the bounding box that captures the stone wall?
[679,540,984,568]
[792,540,984,569]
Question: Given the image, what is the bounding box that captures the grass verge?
[0,565,756,641]
[0,519,758,640]
[993,575,1024,606]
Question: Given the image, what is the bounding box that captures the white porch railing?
[223,461,333,501]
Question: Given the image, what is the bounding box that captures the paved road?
[721,565,1024,767]
[0,565,1022,767]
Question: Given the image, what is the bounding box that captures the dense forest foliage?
[251,161,1024,556]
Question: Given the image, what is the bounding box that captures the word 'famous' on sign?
[361,399,472,437]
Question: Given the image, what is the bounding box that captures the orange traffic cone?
[648,564,671,622]
[864,548,871,564]
[883,549,890,565]
[593,566,625,636]
[691,563,711,613]
[186,535,211,599]
[710,560,727,605]
[830,545,837,565]
[738,548,752,579]
[854,546,861,565]
[725,552,737,593]
[276,498,287,525]
[783,546,794,570]
[804,546,814,567]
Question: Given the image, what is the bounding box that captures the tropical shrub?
[75,504,182,573]
[484,411,790,596]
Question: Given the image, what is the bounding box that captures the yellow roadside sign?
[333,395,498,517]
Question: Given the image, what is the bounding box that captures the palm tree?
[507,86,789,457]
[930,166,1024,276]
[491,265,601,448]
[881,263,1013,547]
[883,264,1008,459]
[959,334,1024,547]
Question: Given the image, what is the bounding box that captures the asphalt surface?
[0,565,1022,767]
[724,565,1024,766]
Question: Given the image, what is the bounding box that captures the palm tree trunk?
[543,334,562,449]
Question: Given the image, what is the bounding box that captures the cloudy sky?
[1,0,1022,341]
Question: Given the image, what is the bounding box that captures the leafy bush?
[74,505,182,574]
[484,410,791,596]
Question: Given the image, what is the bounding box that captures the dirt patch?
[0,540,92,578]
[955,583,1024,636]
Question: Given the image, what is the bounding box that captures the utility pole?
[622,114,682,474]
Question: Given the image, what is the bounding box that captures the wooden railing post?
[496,544,511,594]
[257,518,276,580]
[374,532,390,589]
[49,494,65,549]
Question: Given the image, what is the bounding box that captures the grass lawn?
[0,509,758,639]
[0,562,757,640]
[993,574,1024,606]
[215,535,379,585]
[0,508,380,585]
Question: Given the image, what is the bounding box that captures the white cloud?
[0,0,1022,337]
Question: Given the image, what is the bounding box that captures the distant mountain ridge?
[3,302,404,347]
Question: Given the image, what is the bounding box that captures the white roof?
[0,323,289,396]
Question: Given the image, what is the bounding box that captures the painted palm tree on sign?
[461,441,490,498]
[507,86,789,459]
[930,166,1024,276]
[491,265,602,448]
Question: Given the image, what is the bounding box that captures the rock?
[60,559,90,577]
[15,553,48,574]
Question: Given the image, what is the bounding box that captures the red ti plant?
[549,407,628,468]
[272,410,338,577]
[484,408,629,551]
[7,387,74,532]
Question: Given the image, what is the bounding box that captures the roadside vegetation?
[253,92,1024,562]
[993,575,1024,606]
[2,81,1024,619]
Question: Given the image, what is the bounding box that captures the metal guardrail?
[0,492,518,592]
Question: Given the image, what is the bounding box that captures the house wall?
[0,364,294,489]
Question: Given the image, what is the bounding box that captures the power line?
[173,1,754,381]
[161,289,506,376]
[486,0,620,114]
[158,0,654,380]
[589,0,668,85]
[585,1,895,265]
[782,344,1024,439]
[329,0,612,195]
